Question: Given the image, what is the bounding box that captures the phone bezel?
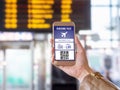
[53,22,75,66]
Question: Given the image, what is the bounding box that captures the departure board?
[0,0,90,32]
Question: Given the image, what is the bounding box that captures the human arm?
[51,36,119,90]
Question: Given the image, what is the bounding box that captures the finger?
[50,38,54,47]
[52,47,54,54]
[51,53,54,64]
[75,35,84,52]
[51,45,55,63]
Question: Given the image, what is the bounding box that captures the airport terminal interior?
[0,0,120,90]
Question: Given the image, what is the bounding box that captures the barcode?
[60,51,69,60]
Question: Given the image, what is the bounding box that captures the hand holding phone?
[53,22,75,66]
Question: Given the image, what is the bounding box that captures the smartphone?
[53,22,75,66]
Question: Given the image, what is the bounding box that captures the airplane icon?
[61,32,67,38]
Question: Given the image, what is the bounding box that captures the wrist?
[77,67,94,83]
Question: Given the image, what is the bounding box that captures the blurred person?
[51,36,120,90]
[104,55,113,82]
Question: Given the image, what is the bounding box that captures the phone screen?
[54,26,75,61]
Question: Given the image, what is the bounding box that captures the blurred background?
[0,0,120,90]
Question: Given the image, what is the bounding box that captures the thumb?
[75,35,84,52]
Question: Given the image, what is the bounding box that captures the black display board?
[0,0,90,32]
